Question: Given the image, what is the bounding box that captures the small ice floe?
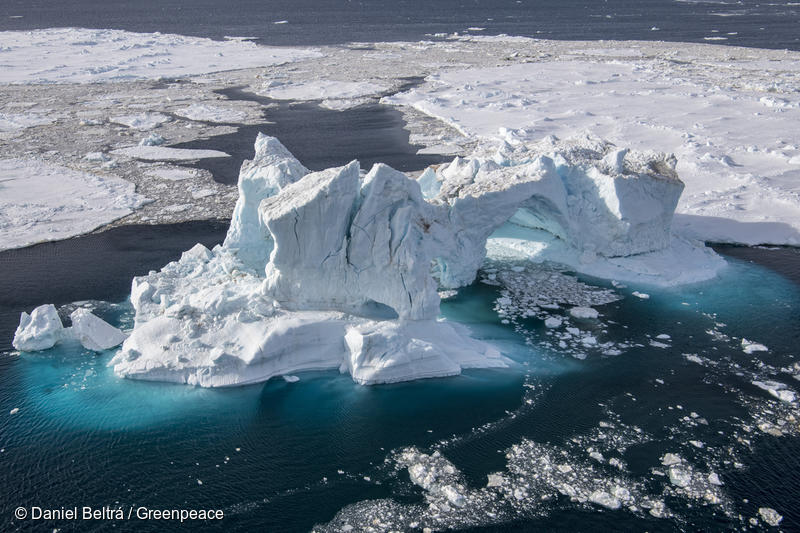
[649,340,669,349]
[752,380,796,403]
[741,338,768,354]
[544,316,562,328]
[197,479,203,485]
[139,132,166,146]
[655,334,670,340]
[282,375,300,383]
[569,306,599,319]
[758,507,783,527]
[84,151,111,162]
[631,291,650,299]
[9,408,19,415]
[110,113,170,131]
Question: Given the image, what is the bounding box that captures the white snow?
[0,112,53,132]
[260,80,388,109]
[0,28,321,84]
[384,54,800,247]
[174,104,248,123]
[0,158,149,251]
[111,146,230,161]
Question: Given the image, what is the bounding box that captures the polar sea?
[2,0,800,531]
[1,226,799,531]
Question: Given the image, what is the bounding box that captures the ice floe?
[0,157,149,251]
[0,28,321,84]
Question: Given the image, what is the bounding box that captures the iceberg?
[107,133,720,387]
[13,304,64,352]
[12,304,127,352]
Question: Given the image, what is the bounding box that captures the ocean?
[1,0,799,51]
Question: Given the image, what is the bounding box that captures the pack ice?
[97,133,710,387]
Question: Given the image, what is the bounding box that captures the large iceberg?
[106,133,715,387]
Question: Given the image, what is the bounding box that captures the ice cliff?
[101,133,701,387]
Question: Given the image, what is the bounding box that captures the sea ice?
[570,307,599,319]
[758,507,783,527]
[0,28,320,84]
[0,158,149,251]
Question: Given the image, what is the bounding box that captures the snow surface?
[0,158,149,251]
[0,28,321,84]
[384,53,800,246]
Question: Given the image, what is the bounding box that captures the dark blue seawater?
[1,0,799,51]
[1,234,799,531]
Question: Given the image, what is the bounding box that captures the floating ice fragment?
[632,291,650,299]
[9,408,19,415]
[282,375,300,383]
[569,306,599,319]
[70,308,127,351]
[12,304,64,352]
[758,507,783,527]
[742,339,768,354]
[752,380,796,403]
[544,316,562,328]
[661,453,682,466]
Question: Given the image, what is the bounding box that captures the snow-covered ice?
[110,113,169,131]
[0,28,320,84]
[111,146,230,161]
[0,158,149,251]
[383,44,800,246]
[174,104,248,123]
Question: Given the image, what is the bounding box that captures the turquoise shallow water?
[1,249,799,532]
